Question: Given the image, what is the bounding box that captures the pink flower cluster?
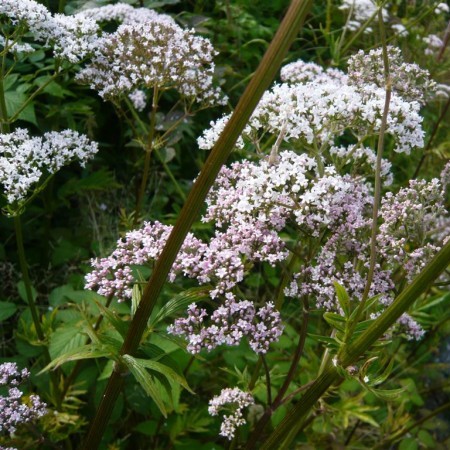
[208,387,254,440]
[0,363,47,435]
[168,293,283,354]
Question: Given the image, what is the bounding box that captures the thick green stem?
[81,2,312,448]
[261,239,450,449]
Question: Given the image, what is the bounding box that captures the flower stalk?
[81,1,313,448]
[261,237,450,449]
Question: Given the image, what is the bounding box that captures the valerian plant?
[0,1,449,449]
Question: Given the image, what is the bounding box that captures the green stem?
[154,147,186,201]
[58,0,66,13]
[262,239,450,449]
[8,71,61,124]
[344,8,391,341]
[81,2,312,448]
[134,87,159,224]
[14,215,61,407]
[248,357,263,391]
[14,216,44,341]
[61,294,114,400]
[0,51,9,133]
[246,296,309,449]
[375,401,450,449]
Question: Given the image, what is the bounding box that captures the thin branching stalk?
[246,296,309,449]
[344,8,392,341]
[262,356,272,406]
[248,357,263,391]
[81,2,313,448]
[8,71,61,124]
[14,215,61,407]
[261,239,450,449]
[61,293,115,400]
[374,401,450,449]
[412,95,450,179]
[134,86,160,224]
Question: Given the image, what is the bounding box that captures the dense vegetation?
[0,1,449,449]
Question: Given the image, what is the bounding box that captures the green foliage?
[0,0,449,449]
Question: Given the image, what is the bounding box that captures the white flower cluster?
[0,36,35,54]
[128,90,147,112]
[0,129,98,204]
[0,0,100,62]
[339,0,388,33]
[75,3,176,27]
[348,47,435,104]
[200,48,428,155]
[281,59,348,85]
[76,16,226,106]
[208,387,254,440]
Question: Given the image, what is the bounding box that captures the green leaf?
[95,301,129,339]
[58,168,121,200]
[418,429,435,448]
[49,321,86,360]
[34,75,75,99]
[122,354,168,417]
[323,312,346,332]
[149,287,211,328]
[399,437,419,450]
[48,284,77,308]
[131,283,142,317]
[17,281,37,304]
[333,282,350,317]
[133,420,158,436]
[0,301,17,321]
[126,354,193,393]
[41,344,112,372]
[416,292,450,312]
[367,387,404,400]
[4,89,37,125]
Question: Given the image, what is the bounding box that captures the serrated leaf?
[127,355,193,394]
[122,354,168,417]
[333,282,350,317]
[149,287,211,328]
[0,301,17,321]
[95,301,129,339]
[49,322,86,360]
[40,344,112,373]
